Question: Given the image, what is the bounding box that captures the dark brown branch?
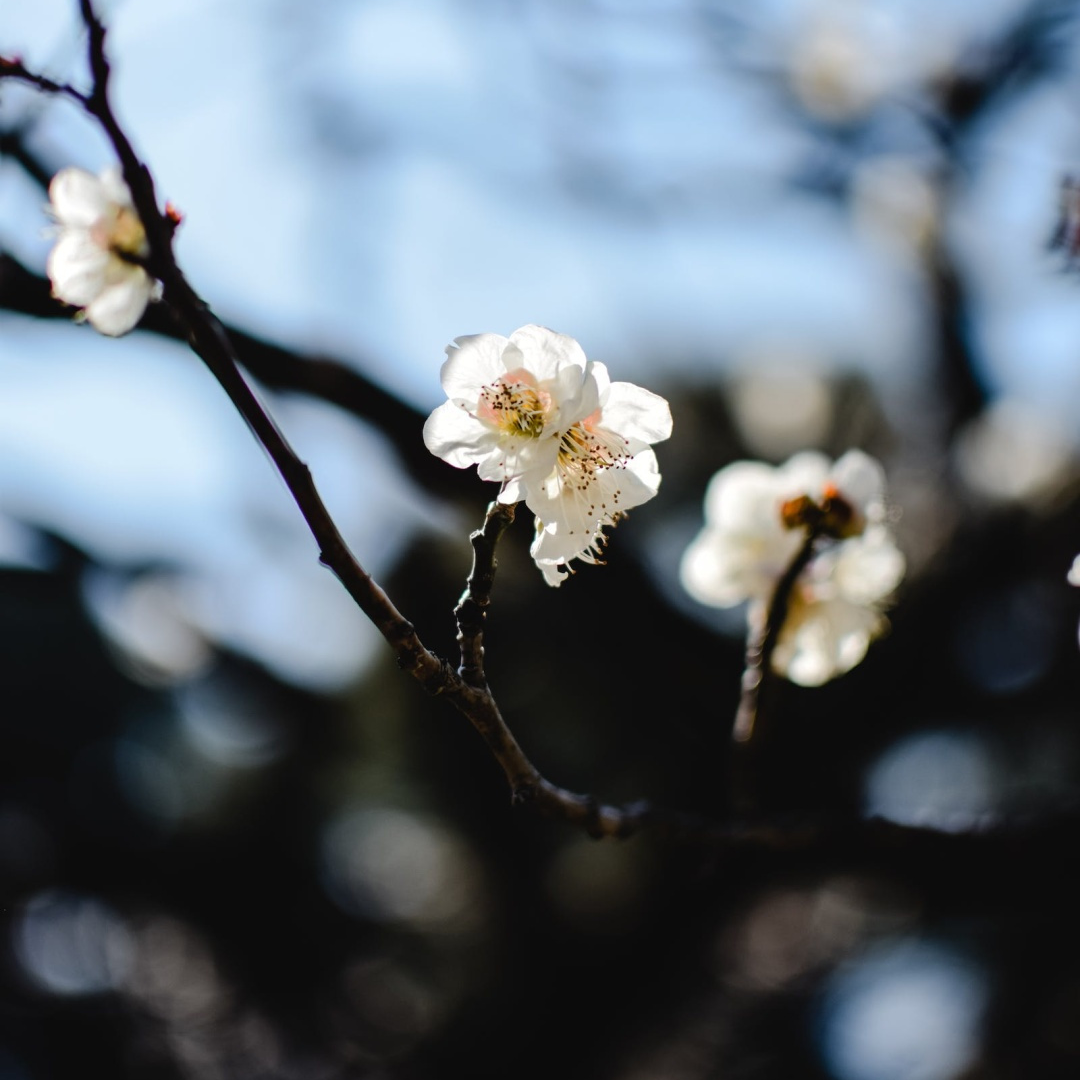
[0,129,56,189]
[455,500,516,688]
[0,56,87,106]
[732,528,819,745]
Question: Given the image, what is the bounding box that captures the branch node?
[511,782,538,808]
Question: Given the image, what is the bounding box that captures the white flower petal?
[1069,555,1080,587]
[599,381,674,445]
[47,232,110,306]
[500,478,525,504]
[47,167,111,227]
[773,597,883,686]
[703,461,788,535]
[422,400,494,466]
[777,451,832,497]
[84,272,153,336]
[531,544,574,587]
[546,361,596,431]
[530,518,584,565]
[832,527,905,605]
[440,333,515,403]
[529,518,606,585]
[609,446,662,509]
[509,324,588,381]
[830,449,885,516]
[541,566,569,587]
[681,530,757,607]
[97,166,136,210]
[474,437,558,484]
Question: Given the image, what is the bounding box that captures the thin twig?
[0,56,88,106]
[731,527,819,746]
[455,500,516,688]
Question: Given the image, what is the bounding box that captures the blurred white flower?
[681,449,903,686]
[1068,555,1080,588]
[771,525,905,686]
[46,167,158,336]
[425,325,671,586]
[788,2,908,122]
[681,450,884,606]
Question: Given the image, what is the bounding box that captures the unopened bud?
[780,494,820,531]
[819,482,860,538]
[781,484,861,538]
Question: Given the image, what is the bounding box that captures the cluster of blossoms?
[424,325,672,585]
[680,450,905,686]
[46,166,158,336]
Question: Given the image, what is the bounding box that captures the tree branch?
[732,528,818,746]
[455,500,516,688]
[0,55,87,106]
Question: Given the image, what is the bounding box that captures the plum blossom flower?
[528,361,671,585]
[681,450,903,686]
[423,325,594,499]
[46,166,158,336]
[769,524,905,686]
[424,325,672,586]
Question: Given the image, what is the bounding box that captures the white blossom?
[46,167,157,336]
[680,450,903,686]
[1068,555,1080,588]
[424,325,672,585]
[768,525,905,686]
[423,325,596,501]
[527,362,671,585]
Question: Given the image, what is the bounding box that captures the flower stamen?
[477,371,552,438]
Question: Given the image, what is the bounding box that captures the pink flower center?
[477,369,552,438]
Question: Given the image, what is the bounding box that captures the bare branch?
[727,527,820,819]
[0,56,88,106]
[455,500,516,687]
[732,527,818,746]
